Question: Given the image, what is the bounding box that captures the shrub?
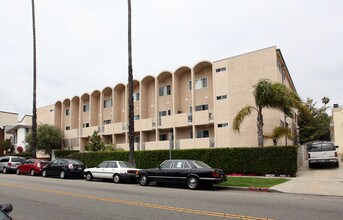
[67,146,298,176]
[54,150,79,158]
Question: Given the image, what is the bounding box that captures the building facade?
[6,115,32,153]
[0,111,19,144]
[332,105,343,152]
[38,46,298,151]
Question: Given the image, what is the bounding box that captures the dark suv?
[307,141,339,168]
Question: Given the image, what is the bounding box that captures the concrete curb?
[224,186,279,193]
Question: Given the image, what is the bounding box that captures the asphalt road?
[0,174,342,220]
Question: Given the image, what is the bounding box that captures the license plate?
[78,167,82,170]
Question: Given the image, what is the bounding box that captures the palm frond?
[232,106,255,132]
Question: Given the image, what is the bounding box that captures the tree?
[322,96,330,107]
[0,139,11,156]
[85,131,105,151]
[26,124,63,160]
[298,98,331,144]
[264,126,293,146]
[232,79,301,146]
[127,0,136,167]
[31,0,37,158]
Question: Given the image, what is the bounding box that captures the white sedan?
[83,160,139,183]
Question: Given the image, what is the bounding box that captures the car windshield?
[193,160,211,168]
[12,158,25,162]
[66,159,83,165]
[118,161,134,168]
[309,144,322,152]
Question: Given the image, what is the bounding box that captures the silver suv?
[307,141,339,168]
[0,156,26,174]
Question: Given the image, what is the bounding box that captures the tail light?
[8,162,12,167]
[37,163,41,168]
[308,153,311,159]
[127,170,136,174]
[335,152,338,157]
[68,164,74,169]
[211,172,220,177]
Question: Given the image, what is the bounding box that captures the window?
[195,78,208,89]
[159,160,173,169]
[97,161,108,168]
[196,130,209,138]
[159,85,171,96]
[104,99,112,108]
[188,81,192,90]
[215,67,226,72]
[134,136,140,143]
[133,92,140,102]
[159,134,168,141]
[65,126,70,130]
[107,162,118,168]
[195,104,208,111]
[83,123,89,128]
[83,104,89,112]
[218,123,228,128]
[65,109,70,116]
[159,110,171,117]
[103,119,111,125]
[134,115,140,120]
[216,95,227,100]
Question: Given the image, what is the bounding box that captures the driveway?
[271,160,343,196]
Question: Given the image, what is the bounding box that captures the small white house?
[6,115,32,153]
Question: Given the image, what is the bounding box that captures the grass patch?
[218,177,290,188]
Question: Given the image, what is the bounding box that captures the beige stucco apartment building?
[332,105,343,152]
[38,46,298,151]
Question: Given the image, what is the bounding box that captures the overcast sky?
[0,0,342,118]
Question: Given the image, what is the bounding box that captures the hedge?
[68,146,298,176]
[54,150,79,158]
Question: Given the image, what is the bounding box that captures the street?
[1,174,342,220]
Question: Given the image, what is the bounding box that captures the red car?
[16,159,49,176]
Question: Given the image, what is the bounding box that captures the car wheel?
[42,169,47,177]
[60,171,66,179]
[16,169,20,175]
[335,162,339,168]
[309,163,313,169]
[139,174,150,186]
[3,167,7,174]
[86,172,93,181]
[113,174,121,183]
[30,169,35,176]
[187,176,199,190]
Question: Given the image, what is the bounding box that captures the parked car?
[0,203,13,220]
[0,156,26,174]
[16,158,49,176]
[137,159,227,190]
[42,158,86,179]
[83,160,139,183]
[307,141,339,168]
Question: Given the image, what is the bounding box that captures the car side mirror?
[0,203,13,214]
[158,165,161,169]
[335,145,339,148]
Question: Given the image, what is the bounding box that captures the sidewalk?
[271,161,343,196]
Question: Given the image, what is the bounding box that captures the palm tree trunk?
[127,0,135,167]
[31,0,37,158]
[257,108,264,147]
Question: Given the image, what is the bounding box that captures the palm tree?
[263,126,293,146]
[31,0,37,158]
[232,79,301,147]
[321,96,330,107]
[127,0,135,167]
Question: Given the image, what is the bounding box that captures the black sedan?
[137,159,226,189]
[42,158,86,179]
